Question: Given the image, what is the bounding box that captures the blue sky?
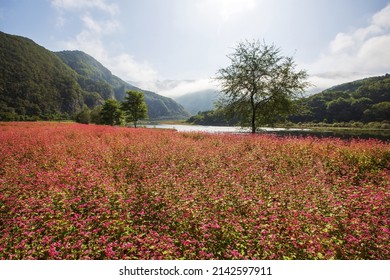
[1,0,390,96]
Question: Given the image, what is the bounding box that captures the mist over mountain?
[174,89,219,115]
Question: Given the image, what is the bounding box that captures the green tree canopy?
[100,99,123,126]
[75,105,91,124]
[364,101,390,121]
[215,40,309,133]
[122,90,148,128]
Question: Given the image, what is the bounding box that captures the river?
[145,124,390,141]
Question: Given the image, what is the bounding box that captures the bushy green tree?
[215,40,309,133]
[75,105,91,124]
[100,99,123,126]
[90,106,103,124]
[326,98,352,122]
[121,90,148,128]
[364,102,390,121]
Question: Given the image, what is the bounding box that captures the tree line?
[289,77,390,123]
[75,90,148,127]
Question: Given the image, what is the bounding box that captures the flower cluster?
[0,122,388,259]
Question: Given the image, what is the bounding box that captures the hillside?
[0,31,84,120]
[175,89,218,115]
[289,74,390,123]
[0,31,189,121]
[56,50,190,120]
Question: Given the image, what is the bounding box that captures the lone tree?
[216,40,310,133]
[122,90,148,128]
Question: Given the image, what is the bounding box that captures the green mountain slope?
[0,31,84,120]
[56,50,190,120]
[290,74,390,123]
[0,31,189,121]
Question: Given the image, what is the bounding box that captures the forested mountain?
[0,31,190,121]
[188,74,390,125]
[289,74,390,123]
[0,31,84,120]
[175,89,218,115]
[56,51,190,120]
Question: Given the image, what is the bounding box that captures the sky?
[1,0,390,97]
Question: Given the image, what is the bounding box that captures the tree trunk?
[251,111,256,133]
[251,94,256,134]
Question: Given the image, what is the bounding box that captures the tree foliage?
[75,105,91,124]
[100,99,123,126]
[121,90,148,127]
[187,109,239,126]
[289,74,390,123]
[215,40,309,133]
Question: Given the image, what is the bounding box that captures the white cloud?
[357,34,390,69]
[51,0,119,15]
[307,3,390,91]
[63,13,118,57]
[64,28,105,58]
[156,79,217,98]
[54,1,159,88]
[80,13,120,34]
[372,3,390,28]
[108,54,158,86]
[64,20,158,85]
[329,33,356,54]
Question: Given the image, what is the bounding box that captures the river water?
[145,124,390,141]
[146,124,309,133]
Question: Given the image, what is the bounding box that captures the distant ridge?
[175,89,219,115]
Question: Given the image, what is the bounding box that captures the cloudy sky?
[1,0,390,97]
